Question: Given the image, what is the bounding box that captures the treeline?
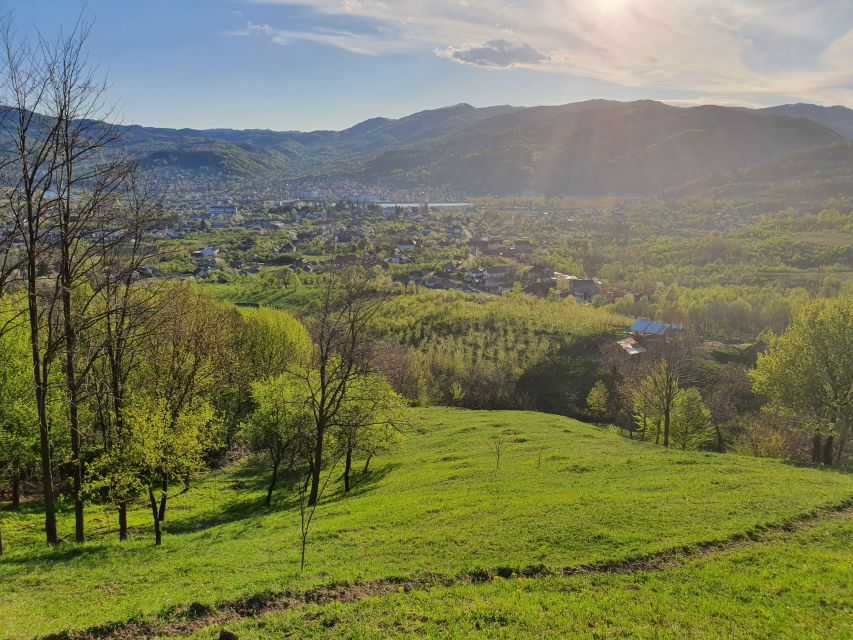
[589,294,852,464]
[0,20,409,554]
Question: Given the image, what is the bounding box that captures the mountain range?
[44,100,853,197]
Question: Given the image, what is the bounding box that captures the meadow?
[1,408,851,638]
[184,514,853,639]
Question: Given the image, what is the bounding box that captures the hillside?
[187,515,853,639]
[359,101,842,196]
[750,103,853,139]
[118,103,518,176]
[670,140,853,201]
[1,408,851,638]
[3,101,845,192]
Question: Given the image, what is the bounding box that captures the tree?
[332,374,406,492]
[705,363,756,452]
[1,16,67,545]
[242,374,313,506]
[631,333,698,447]
[138,286,236,521]
[294,270,384,507]
[48,19,134,542]
[109,396,218,545]
[586,380,610,421]
[0,13,138,544]
[88,177,166,540]
[751,294,853,465]
[226,307,311,448]
[670,388,713,450]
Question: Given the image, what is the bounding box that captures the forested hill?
[357,100,842,196]
[749,103,853,139]
[2,100,847,196]
[669,140,853,201]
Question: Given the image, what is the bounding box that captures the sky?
[2,0,851,131]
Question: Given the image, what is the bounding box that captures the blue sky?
[3,0,851,131]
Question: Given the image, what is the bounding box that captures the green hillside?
[1,408,851,639]
[187,514,853,639]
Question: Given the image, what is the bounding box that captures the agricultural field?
[2,408,851,639]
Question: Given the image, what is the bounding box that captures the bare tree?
[0,17,66,545]
[45,17,135,542]
[489,432,509,471]
[293,270,384,506]
[88,176,167,540]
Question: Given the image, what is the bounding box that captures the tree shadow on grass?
[326,462,402,502]
[782,459,853,475]
[164,466,307,536]
[0,460,403,570]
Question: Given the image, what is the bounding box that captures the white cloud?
[243,0,853,105]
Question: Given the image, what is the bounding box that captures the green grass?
[211,283,323,311]
[187,514,853,640]
[1,408,851,638]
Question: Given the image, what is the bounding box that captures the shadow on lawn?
[0,460,402,569]
[782,459,853,475]
[164,461,399,535]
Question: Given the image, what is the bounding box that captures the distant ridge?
[747,104,853,139]
[3,99,847,196]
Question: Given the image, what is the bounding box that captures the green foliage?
[0,314,38,480]
[586,380,610,421]
[86,396,221,513]
[670,388,714,450]
[751,294,853,451]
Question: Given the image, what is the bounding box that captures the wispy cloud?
[241,0,853,105]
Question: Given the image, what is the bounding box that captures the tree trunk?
[663,407,671,448]
[308,422,324,507]
[812,433,822,463]
[822,435,835,466]
[11,472,20,510]
[0,525,3,555]
[363,454,372,473]
[714,424,725,453]
[343,445,352,493]
[158,478,168,521]
[36,384,57,545]
[148,486,162,546]
[119,502,128,541]
[28,282,57,546]
[63,286,84,543]
[266,458,280,506]
[59,190,85,544]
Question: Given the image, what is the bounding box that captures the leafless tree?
[490,433,509,471]
[88,175,167,539]
[293,269,384,506]
[0,17,67,545]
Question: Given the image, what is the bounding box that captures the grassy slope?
[1,408,852,637]
[188,515,853,640]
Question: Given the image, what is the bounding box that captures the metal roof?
[629,318,682,336]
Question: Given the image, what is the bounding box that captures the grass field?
[184,514,853,640]
[1,408,851,638]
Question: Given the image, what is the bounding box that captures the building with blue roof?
[629,318,683,336]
